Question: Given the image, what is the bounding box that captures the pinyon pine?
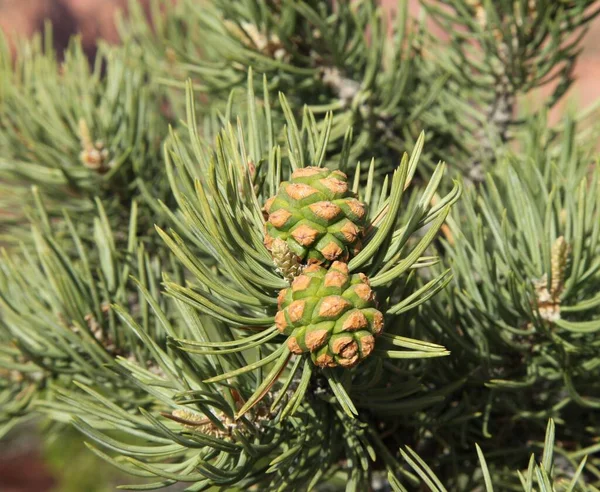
[1,1,600,491]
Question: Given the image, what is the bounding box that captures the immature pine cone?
[264,167,366,265]
[275,261,383,368]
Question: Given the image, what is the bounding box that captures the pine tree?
[1,1,600,490]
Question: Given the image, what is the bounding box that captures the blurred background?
[2,0,600,115]
[1,0,599,490]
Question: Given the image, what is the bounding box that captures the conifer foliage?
[1,1,600,491]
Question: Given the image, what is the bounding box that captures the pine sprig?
[0,195,178,430]
[119,0,461,176]
[158,77,458,419]
[1,1,600,490]
[424,0,600,175]
[402,419,593,491]
[0,27,169,245]
[33,77,461,491]
[416,115,600,485]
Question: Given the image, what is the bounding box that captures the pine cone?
[275,261,383,368]
[264,167,367,264]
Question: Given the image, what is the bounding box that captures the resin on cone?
[264,167,367,264]
[275,261,384,368]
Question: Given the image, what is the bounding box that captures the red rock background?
[0,1,599,491]
[0,447,55,492]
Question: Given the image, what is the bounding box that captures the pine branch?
[424,0,600,177]
[0,27,170,247]
[415,113,600,485]
[119,0,462,177]
[402,419,593,490]
[11,74,461,490]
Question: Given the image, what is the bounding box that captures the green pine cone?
[264,167,367,264]
[275,261,384,368]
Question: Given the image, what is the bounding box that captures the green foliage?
[120,0,600,179]
[424,0,600,175]
[120,0,461,175]
[36,82,456,490]
[415,113,600,487]
[403,420,594,491]
[0,27,168,245]
[1,0,600,491]
[0,198,178,433]
[159,79,459,417]
[0,71,461,489]
[0,334,40,437]
[434,112,600,397]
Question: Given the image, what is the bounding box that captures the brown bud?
[314,353,336,368]
[275,311,287,333]
[346,199,366,219]
[305,329,329,351]
[359,334,375,357]
[277,288,288,308]
[331,261,349,274]
[287,336,303,354]
[319,177,348,195]
[292,167,324,178]
[371,311,384,335]
[354,284,374,302]
[337,354,359,368]
[358,273,370,285]
[331,336,354,356]
[324,271,347,288]
[340,222,360,242]
[264,233,275,250]
[292,274,311,292]
[340,341,358,359]
[269,209,292,228]
[263,196,276,213]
